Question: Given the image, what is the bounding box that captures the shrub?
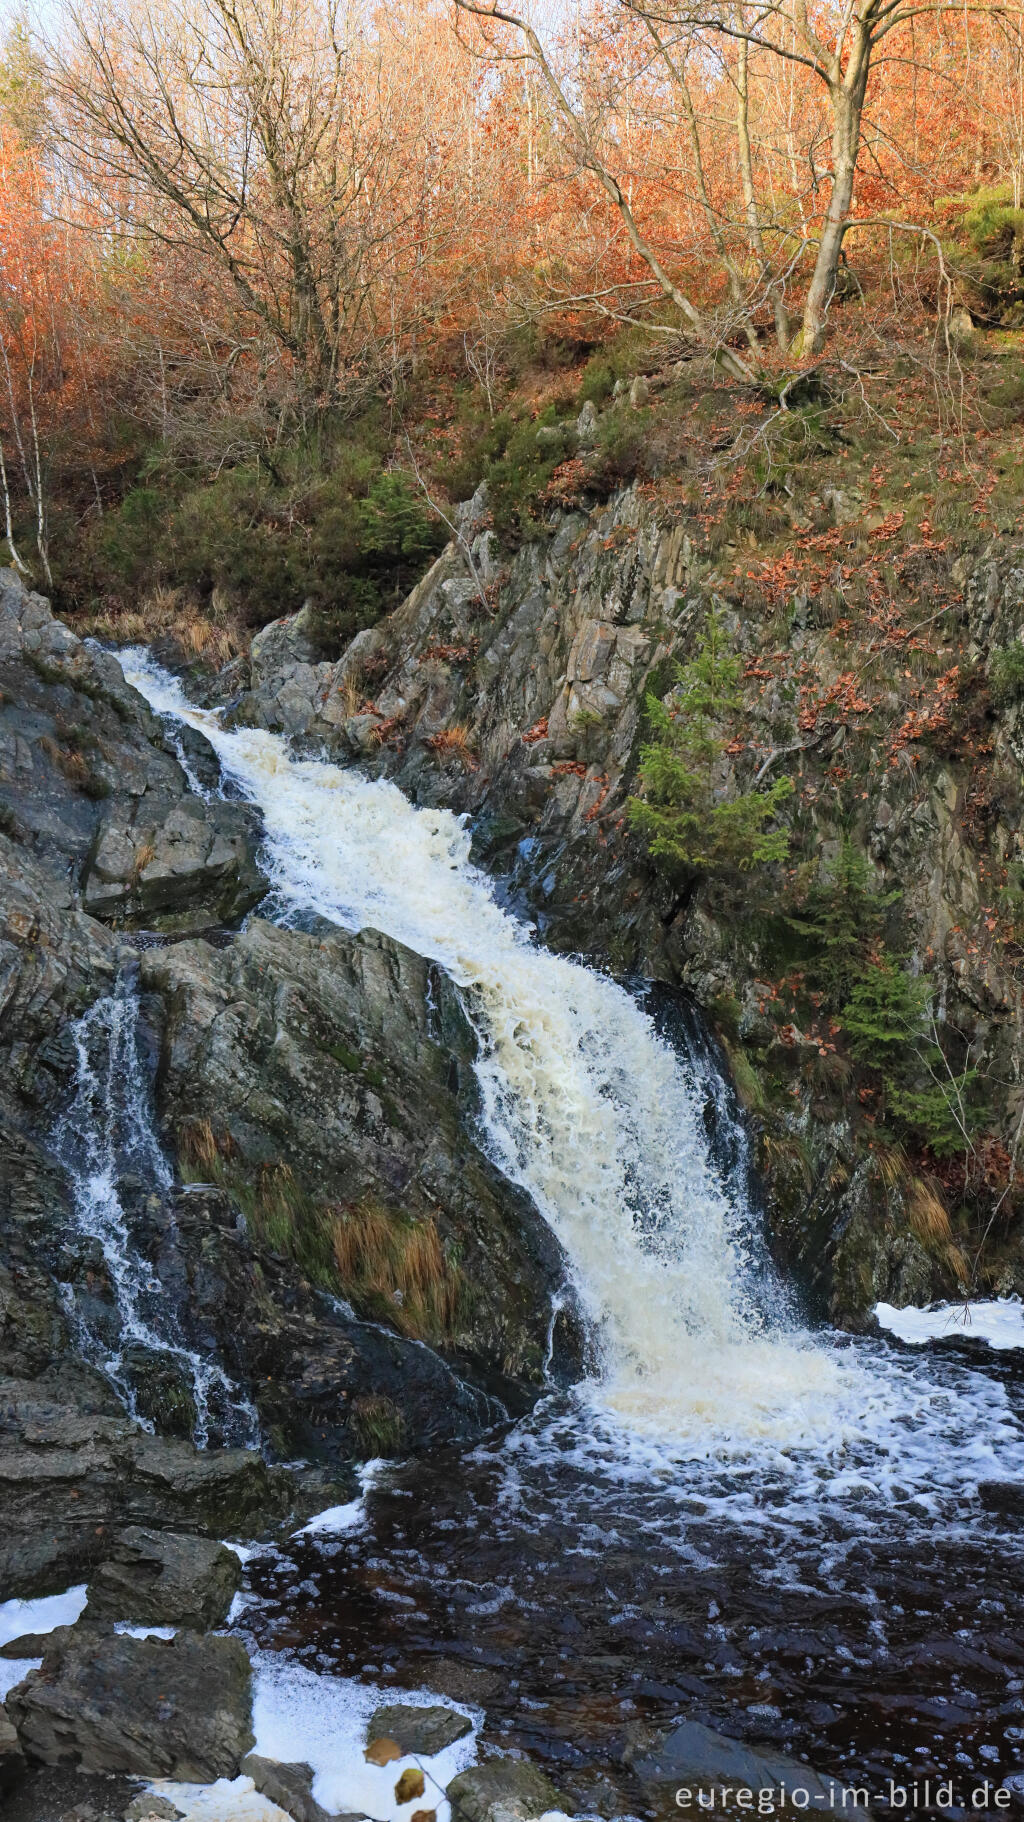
[785,841,899,1005]
[61,415,446,653]
[629,606,793,873]
[989,641,1024,706]
[841,960,979,1156]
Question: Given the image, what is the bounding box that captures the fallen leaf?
[395,1768,426,1803]
[365,1737,402,1766]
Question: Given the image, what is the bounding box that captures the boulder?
[83,1527,241,1630]
[82,797,265,933]
[124,1798,184,1821]
[624,1719,852,1813]
[0,567,265,937]
[0,1375,289,1598]
[6,1628,253,1780]
[447,1758,559,1822]
[367,1704,472,1757]
[241,1753,368,1822]
[0,1699,25,1792]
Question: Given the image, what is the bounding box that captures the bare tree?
[619,0,1024,354]
[46,0,400,408]
[452,0,760,382]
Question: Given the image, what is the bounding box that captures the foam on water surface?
[120,648,1024,1514]
[151,1778,291,1822]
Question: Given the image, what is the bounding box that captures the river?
[114,649,1024,1814]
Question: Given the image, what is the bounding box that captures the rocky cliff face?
[0,566,581,1599]
[223,480,1024,1326]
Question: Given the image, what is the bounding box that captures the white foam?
[250,1652,479,1822]
[150,1777,290,1821]
[222,1540,257,1564]
[0,1658,41,1701]
[0,1585,88,1704]
[876,1296,1024,1351]
[119,648,1024,1508]
[114,1623,178,1639]
[0,1584,87,1649]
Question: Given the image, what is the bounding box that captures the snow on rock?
[875,1296,1024,1351]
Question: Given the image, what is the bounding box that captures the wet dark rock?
[447,1758,560,1822]
[140,919,585,1448]
[368,1704,472,1756]
[624,1718,849,1813]
[83,1526,241,1630]
[0,1374,289,1597]
[242,1752,367,1822]
[6,1627,253,1779]
[1,1764,138,1822]
[0,1699,25,1792]
[118,1349,198,1440]
[978,1481,1023,1517]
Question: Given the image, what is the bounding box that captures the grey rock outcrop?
[0,567,265,934]
[139,919,584,1444]
[0,1375,288,1597]
[241,1753,366,1822]
[6,1628,253,1780]
[82,1526,241,1630]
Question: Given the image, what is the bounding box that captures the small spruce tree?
[629,607,792,873]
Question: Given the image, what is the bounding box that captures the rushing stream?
[52,971,258,1448]
[116,649,1024,1811]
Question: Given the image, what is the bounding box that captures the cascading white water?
[115,643,1024,1534]
[52,971,258,1447]
[120,649,850,1445]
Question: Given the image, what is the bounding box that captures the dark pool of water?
[244,1336,1024,1818]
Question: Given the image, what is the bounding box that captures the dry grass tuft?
[876,1145,969,1287]
[331,1200,461,1340]
[132,839,156,881]
[78,586,247,666]
[425,722,477,769]
[179,1116,228,1176]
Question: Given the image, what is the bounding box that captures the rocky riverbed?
[0,566,591,1819]
[5,554,1024,1822]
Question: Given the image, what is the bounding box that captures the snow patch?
[0,1583,88,1649]
[251,1652,479,1822]
[876,1296,1024,1351]
[0,1583,89,1703]
[150,1776,290,1821]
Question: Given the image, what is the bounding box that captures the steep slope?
[225,456,1024,1326]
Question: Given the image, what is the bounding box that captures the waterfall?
[120,649,848,1448]
[51,970,258,1448]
